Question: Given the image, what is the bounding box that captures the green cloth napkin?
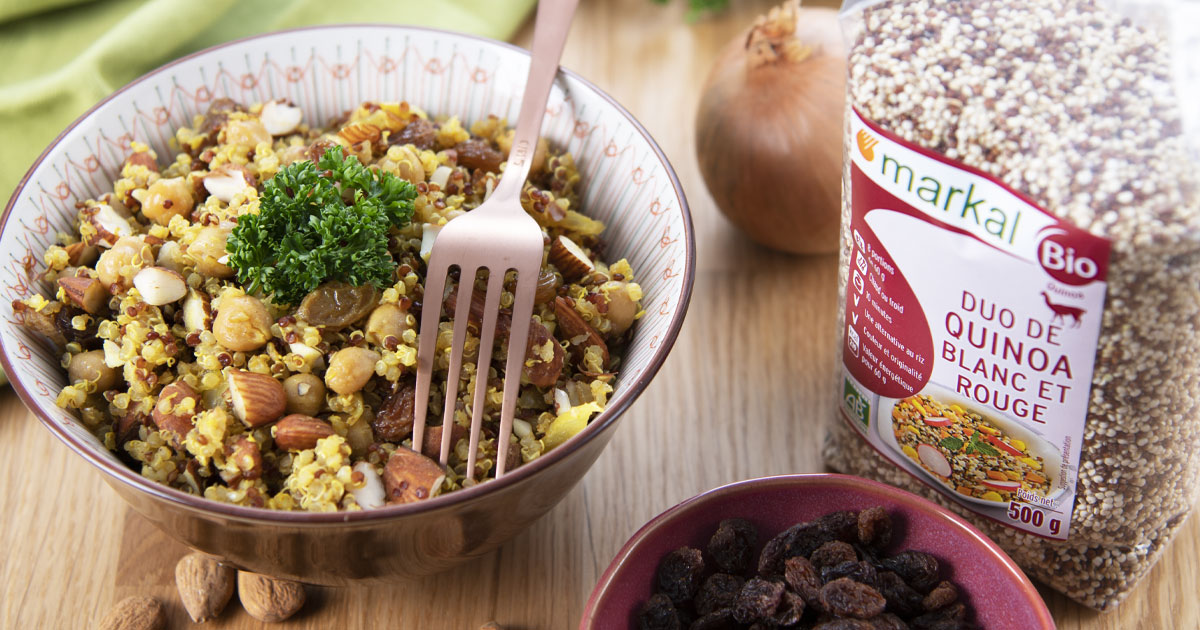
[0,0,536,205]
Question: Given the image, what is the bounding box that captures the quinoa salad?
[891,395,1051,503]
[12,98,643,511]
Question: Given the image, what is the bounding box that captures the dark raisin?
[758,521,826,576]
[657,547,705,606]
[811,540,858,569]
[784,556,824,611]
[817,510,860,543]
[372,378,415,442]
[870,613,911,630]
[821,560,878,588]
[391,117,436,150]
[694,574,745,615]
[454,138,504,174]
[857,506,893,550]
[820,577,887,619]
[688,609,736,630]
[732,577,785,623]
[922,581,958,612]
[772,590,806,626]
[813,619,875,630]
[638,593,682,630]
[875,571,925,618]
[881,551,940,593]
[707,518,758,574]
[911,602,967,630]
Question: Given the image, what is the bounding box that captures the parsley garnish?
[939,436,964,451]
[226,148,417,305]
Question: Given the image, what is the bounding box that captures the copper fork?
[412,0,579,481]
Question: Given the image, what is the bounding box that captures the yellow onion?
[695,2,845,254]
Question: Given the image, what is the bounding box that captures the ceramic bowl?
[0,25,693,584]
[581,474,1054,629]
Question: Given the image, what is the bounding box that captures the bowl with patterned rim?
[0,24,694,583]
[581,474,1054,629]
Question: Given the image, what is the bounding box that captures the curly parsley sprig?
[226,148,417,305]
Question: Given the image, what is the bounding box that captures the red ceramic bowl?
[582,474,1054,629]
[0,25,693,584]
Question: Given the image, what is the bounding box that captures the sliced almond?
[273,414,336,451]
[58,275,108,314]
[350,461,386,509]
[420,223,442,261]
[383,448,446,504]
[152,380,199,440]
[548,235,594,282]
[155,240,184,272]
[260,100,303,136]
[227,370,286,428]
[86,203,132,248]
[182,289,212,333]
[429,165,453,190]
[288,342,325,370]
[133,267,187,305]
[203,165,257,203]
[64,241,99,266]
[175,552,235,623]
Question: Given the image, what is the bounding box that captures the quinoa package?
[824,0,1200,611]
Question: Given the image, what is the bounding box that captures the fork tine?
[465,269,506,481]
[411,256,450,456]
[495,267,539,477]
[438,266,479,465]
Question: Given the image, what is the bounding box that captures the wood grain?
[1,0,1196,628]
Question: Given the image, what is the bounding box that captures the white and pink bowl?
[0,25,694,582]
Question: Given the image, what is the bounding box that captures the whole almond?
[548,235,594,282]
[238,571,306,623]
[273,414,336,451]
[228,370,286,428]
[175,552,235,623]
[96,595,165,630]
[553,296,609,367]
[383,448,446,504]
[152,380,199,439]
[58,275,108,314]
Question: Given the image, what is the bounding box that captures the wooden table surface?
[2,0,1198,628]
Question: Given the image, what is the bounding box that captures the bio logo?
[1037,228,1102,286]
[843,378,870,429]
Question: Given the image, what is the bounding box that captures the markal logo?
[856,129,879,161]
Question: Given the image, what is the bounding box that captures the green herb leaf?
[939,436,964,451]
[226,147,416,305]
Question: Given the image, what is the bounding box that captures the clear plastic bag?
[826,0,1200,611]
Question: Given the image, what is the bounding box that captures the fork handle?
[490,0,580,204]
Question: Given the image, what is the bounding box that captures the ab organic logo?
[844,378,870,429]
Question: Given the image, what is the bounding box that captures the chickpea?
[224,118,271,150]
[68,350,118,391]
[325,347,380,395]
[345,409,375,456]
[96,236,152,292]
[141,177,194,225]
[283,373,326,416]
[604,282,639,337]
[213,292,272,351]
[189,226,235,278]
[365,303,410,346]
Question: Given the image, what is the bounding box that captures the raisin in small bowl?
[581,474,1053,630]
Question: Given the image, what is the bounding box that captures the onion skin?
[695,6,845,254]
